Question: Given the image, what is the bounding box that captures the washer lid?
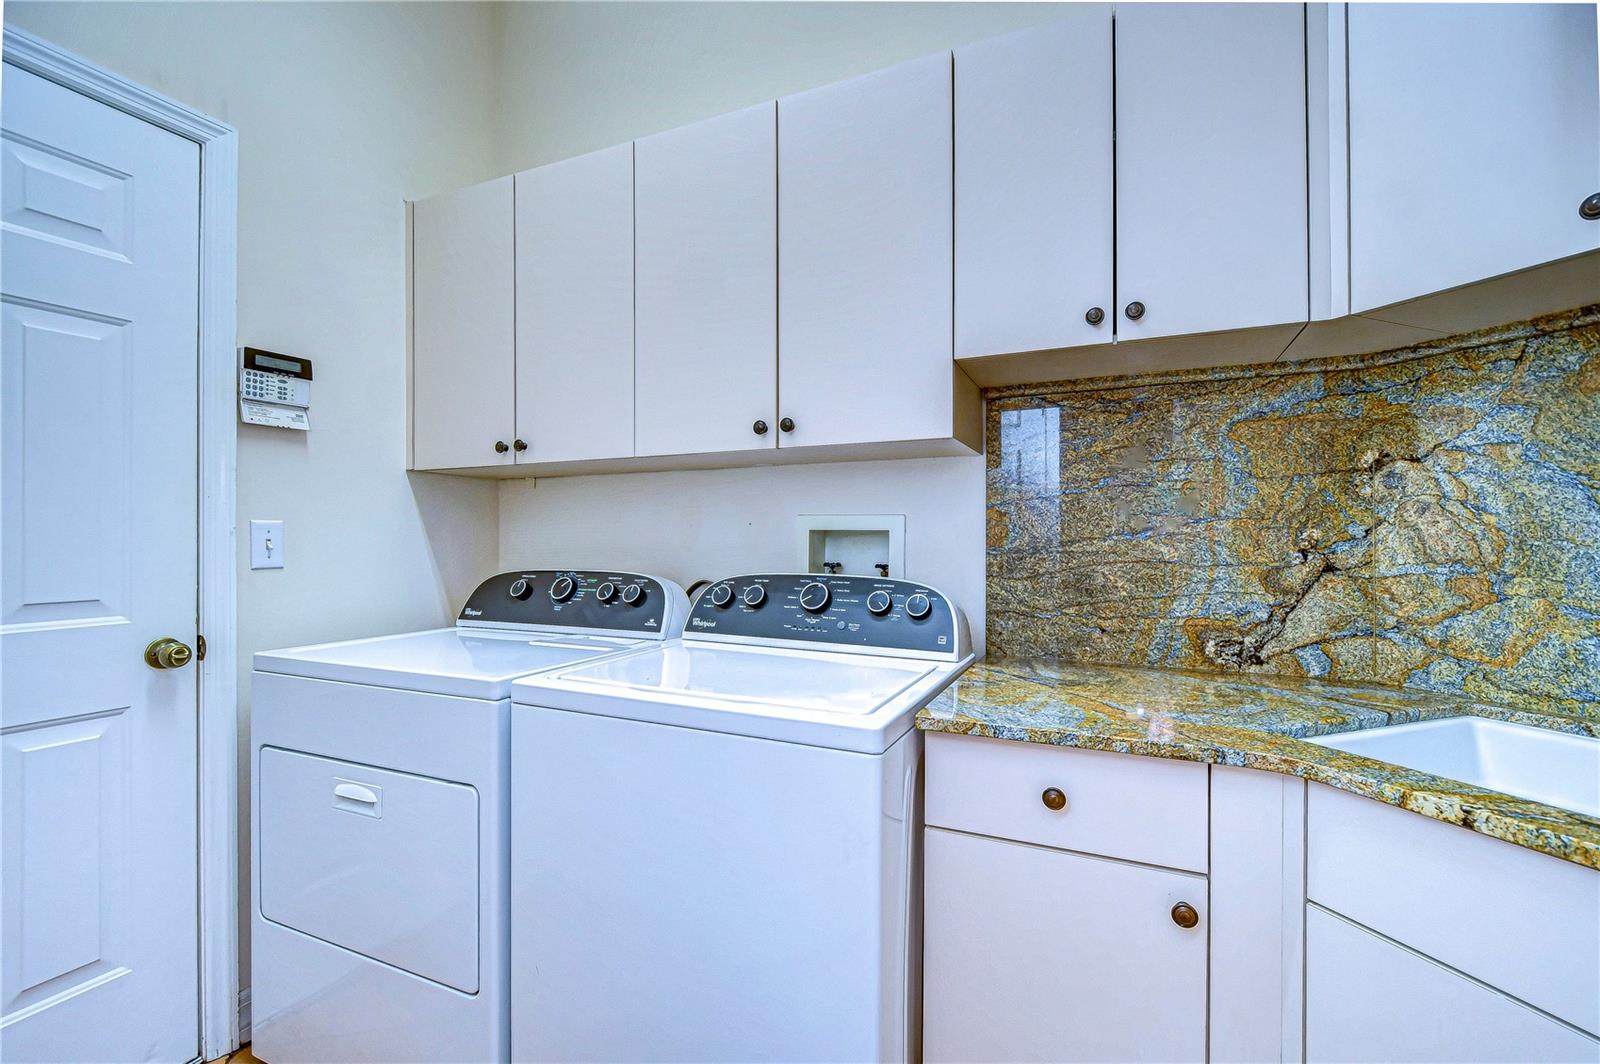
[254,627,645,701]
[512,641,970,753]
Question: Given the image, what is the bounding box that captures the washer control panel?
[687,574,964,657]
[457,570,680,637]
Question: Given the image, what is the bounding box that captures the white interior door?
[1,63,201,1063]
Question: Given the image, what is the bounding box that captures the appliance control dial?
[905,592,932,620]
[709,583,735,608]
[595,581,618,604]
[799,582,831,612]
[621,583,646,606]
[549,576,577,603]
[741,584,767,608]
[866,589,894,616]
[508,578,532,600]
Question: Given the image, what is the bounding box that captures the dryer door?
[258,747,480,992]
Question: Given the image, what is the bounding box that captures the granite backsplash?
[986,304,1600,721]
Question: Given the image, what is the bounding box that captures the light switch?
[251,519,285,569]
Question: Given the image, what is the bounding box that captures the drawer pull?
[1171,902,1199,929]
[1041,787,1068,812]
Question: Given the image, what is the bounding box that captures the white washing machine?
[509,573,972,1063]
[251,569,688,1064]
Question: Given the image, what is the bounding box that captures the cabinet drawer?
[1307,905,1598,1062]
[925,733,1207,872]
[1308,783,1600,1035]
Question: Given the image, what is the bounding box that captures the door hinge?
[196,634,207,662]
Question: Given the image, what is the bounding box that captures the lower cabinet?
[1306,906,1599,1064]
[923,826,1207,1063]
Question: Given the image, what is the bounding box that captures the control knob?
[508,578,533,600]
[708,583,735,608]
[799,581,831,612]
[866,590,894,616]
[621,583,646,606]
[905,592,933,620]
[595,581,619,604]
[549,576,576,603]
[741,584,767,608]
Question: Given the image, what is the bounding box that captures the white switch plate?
[250,519,285,569]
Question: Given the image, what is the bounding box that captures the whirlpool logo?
[463,607,483,617]
[691,618,718,629]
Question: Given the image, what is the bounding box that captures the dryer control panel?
[457,570,686,638]
[686,574,968,659]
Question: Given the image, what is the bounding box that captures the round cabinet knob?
[508,578,533,600]
[549,576,576,603]
[1125,301,1146,321]
[494,440,510,454]
[621,583,646,606]
[799,581,831,612]
[1582,193,1600,221]
[1041,787,1068,812]
[709,583,735,608]
[1085,306,1105,326]
[1171,902,1200,929]
[741,584,767,608]
[513,439,528,452]
[752,420,769,436]
[595,581,618,604]
[779,417,796,433]
[905,592,932,620]
[144,637,193,670]
[866,590,894,616]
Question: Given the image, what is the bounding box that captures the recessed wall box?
[795,514,906,579]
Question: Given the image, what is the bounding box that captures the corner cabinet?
[409,176,515,471]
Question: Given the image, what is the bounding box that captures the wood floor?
[208,1045,261,1064]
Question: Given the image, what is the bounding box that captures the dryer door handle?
[334,782,378,804]
[333,780,382,818]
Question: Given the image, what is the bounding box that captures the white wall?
[490,2,1073,650]
[5,0,504,992]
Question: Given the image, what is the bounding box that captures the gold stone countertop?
[917,659,1600,870]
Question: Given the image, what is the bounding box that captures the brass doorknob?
[1171,902,1199,929]
[145,638,194,670]
[1041,787,1068,811]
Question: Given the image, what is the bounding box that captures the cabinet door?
[1306,906,1599,1062]
[777,52,954,449]
[635,103,776,458]
[924,827,1207,1063]
[515,144,634,464]
[1348,4,1600,313]
[1114,3,1308,342]
[955,9,1114,358]
[411,177,514,470]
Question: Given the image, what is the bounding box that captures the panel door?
[777,51,955,449]
[1,64,201,1062]
[515,143,635,464]
[955,9,1114,358]
[1306,906,1600,1062]
[923,827,1208,1063]
[1348,3,1600,313]
[1114,3,1309,342]
[635,103,777,458]
[411,176,515,470]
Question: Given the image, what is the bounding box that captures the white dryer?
[509,573,972,1063]
[251,570,688,1064]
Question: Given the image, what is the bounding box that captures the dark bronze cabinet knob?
[513,439,527,452]
[1041,787,1067,811]
[1125,301,1146,321]
[1581,193,1600,220]
[1085,306,1105,326]
[780,417,795,433]
[494,440,510,454]
[1171,902,1199,929]
[753,420,769,435]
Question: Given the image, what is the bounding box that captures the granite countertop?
[916,659,1600,870]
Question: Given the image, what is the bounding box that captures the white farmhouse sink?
[1309,716,1600,818]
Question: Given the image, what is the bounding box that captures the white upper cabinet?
[1347,3,1600,314]
[411,177,515,471]
[1114,3,1309,342]
[515,143,635,464]
[778,52,966,450]
[955,8,1114,358]
[634,103,777,458]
